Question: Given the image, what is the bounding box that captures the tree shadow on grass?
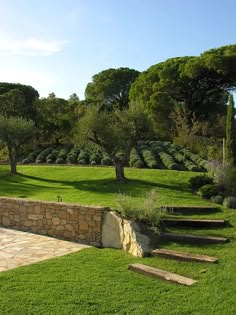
[16,172,190,197]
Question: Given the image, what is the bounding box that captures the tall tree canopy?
[35,93,77,144]
[85,67,140,110]
[130,45,236,136]
[0,83,39,120]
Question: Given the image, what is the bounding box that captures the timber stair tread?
[152,248,219,263]
[128,263,197,286]
[161,218,226,227]
[161,232,229,244]
[161,206,218,214]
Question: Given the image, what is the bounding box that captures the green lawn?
[0,165,236,314]
[0,165,211,207]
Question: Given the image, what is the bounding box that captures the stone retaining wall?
[0,197,109,246]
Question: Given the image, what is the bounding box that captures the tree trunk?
[7,145,17,174]
[115,163,126,183]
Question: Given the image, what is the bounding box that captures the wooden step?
[161,218,226,228]
[152,248,219,263]
[128,263,197,286]
[161,206,218,215]
[161,232,229,244]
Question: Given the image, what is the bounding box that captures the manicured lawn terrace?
[0,165,235,314]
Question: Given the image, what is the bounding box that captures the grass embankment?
[0,165,235,314]
[0,165,210,207]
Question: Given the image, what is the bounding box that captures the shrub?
[223,197,236,209]
[141,149,159,169]
[101,154,113,166]
[189,175,214,191]
[116,190,165,226]
[89,153,101,165]
[159,152,179,170]
[22,158,31,164]
[129,147,144,168]
[36,147,52,163]
[58,147,71,160]
[197,184,219,199]
[208,161,236,196]
[211,195,224,205]
[67,147,80,164]
[55,157,64,164]
[77,151,89,164]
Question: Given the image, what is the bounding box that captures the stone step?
[161,218,226,228]
[128,263,197,286]
[161,206,218,215]
[161,232,229,244]
[152,248,219,263]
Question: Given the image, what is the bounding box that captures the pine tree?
[225,94,236,164]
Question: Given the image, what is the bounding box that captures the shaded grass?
[0,165,211,207]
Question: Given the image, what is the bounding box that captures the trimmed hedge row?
[22,141,207,172]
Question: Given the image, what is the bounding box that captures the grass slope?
[0,165,210,207]
[0,165,235,314]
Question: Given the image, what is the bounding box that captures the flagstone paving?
[0,227,90,272]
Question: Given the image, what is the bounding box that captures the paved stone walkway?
[0,227,90,272]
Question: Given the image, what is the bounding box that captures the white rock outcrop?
[102,211,157,257]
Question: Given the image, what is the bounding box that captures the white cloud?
[0,37,69,56]
[0,69,58,96]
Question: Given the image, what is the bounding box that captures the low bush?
[197,184,219,199]
[101,154,113,166]
[189,175,214,191]
[36,147,52,163]
[211,195,224,205]
[184,160,202,172]
[77,151,89,164]
[159,152,179,170]
[116,190,164,226]
[223,196,236,209]
[56,157,65,164]
[129,147,144,168]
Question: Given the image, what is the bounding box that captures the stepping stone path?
[0,227,90,272]
[129,206,229,285]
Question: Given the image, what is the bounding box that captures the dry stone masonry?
[0,197,108,247]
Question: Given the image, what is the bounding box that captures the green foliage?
[55,157,65,164]
[0,146,8,160]
[159,152,179,170]
[85,67,139,110]
[189,175,214,191]
[197,184,219,199]
[211,195,224,204]
[208,162,236,196]
[129,147,144,168]
[0,83,39,120]
[223,196,236,209]
[0,115,35,173]
[141,147,160,169]
[77,105,151,181]
[67,147,80,164]
[36,148,52,163]
[116,190,164,226]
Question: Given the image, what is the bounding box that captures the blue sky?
[0,0,235,99]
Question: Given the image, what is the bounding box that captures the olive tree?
[0,116,35,174]
[77,104,151,182]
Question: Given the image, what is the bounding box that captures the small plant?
[116,190,164,226]
[197,184,218,199]
[189,175,214,191]
[223,197,236,209]
[211,195,224,205]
